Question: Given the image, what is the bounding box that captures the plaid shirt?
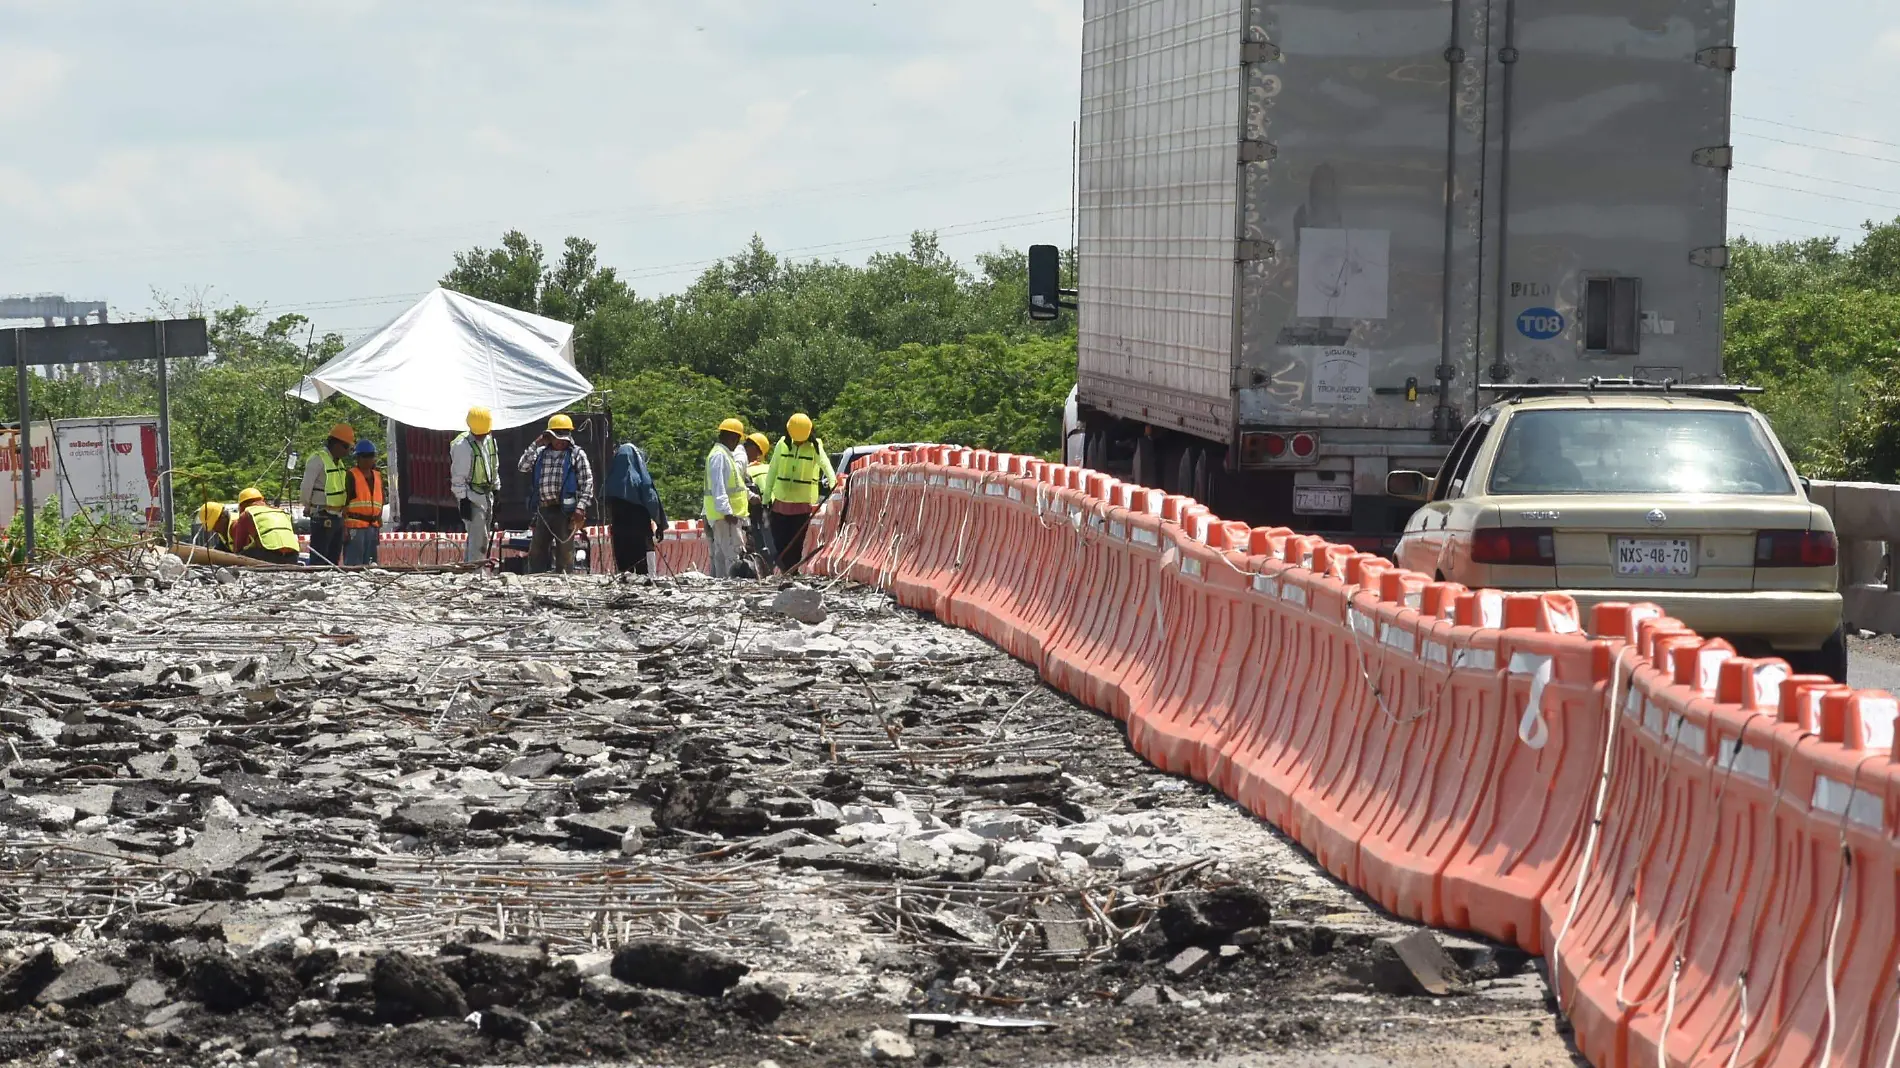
[517,443,595,511]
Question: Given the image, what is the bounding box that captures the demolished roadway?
[0,558,1577,1067]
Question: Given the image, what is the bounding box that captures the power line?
[1736,163,1900,198]
[1731,178,1900,213]
[1735,115,1900,152]
[1736,133,1900,167]
[1729,206,1858,231]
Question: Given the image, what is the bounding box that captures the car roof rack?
[1478,377,1763,402]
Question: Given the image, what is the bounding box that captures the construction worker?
[229,487,301,564]
[606,437,666,576]
[451,406,499,564]
[517,413,594,575]
[744,432,774,573]
[703,418,748,579]
[298,423,354,565]
[761,412,835,573]
[342,439,385,566]
[189,501,234,553]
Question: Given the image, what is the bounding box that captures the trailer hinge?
[1697,46,1738,72]
[1690,246,1731,269]
[1235,240,1275,262]
[1692,145,1733,169]
[1241,41,1281,64]
[1239,140,1278,164]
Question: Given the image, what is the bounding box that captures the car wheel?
[1789,626,1848,684]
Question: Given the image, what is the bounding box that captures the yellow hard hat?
[547,413,575,433]
[718,418,746,436]
[197,502,226,530]
[467,406,493,435]
[236,487,265,508]
[787,412,813,443]
[747,432,770,455]
[328,423,356,446]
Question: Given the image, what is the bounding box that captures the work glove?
[458,498,473,521]
[569,511,586,535]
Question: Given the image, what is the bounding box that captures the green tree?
[821,334,1076,457]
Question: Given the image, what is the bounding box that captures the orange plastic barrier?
[810,446,1900,1068]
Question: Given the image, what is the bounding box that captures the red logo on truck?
[113,443,133,455]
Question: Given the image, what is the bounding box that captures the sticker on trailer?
[1516,308,1566,340]
[1311,347,1370,407]
[1296,229,1389,320]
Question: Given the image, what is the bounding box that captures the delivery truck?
[1044,0,1734,545]
[2,417,161,530]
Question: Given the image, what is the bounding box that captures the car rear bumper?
[1557,589,1843,651]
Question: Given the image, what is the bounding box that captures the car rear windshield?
[1487,409,1794,496]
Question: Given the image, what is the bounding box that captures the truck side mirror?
[1386,470,1431,502]
[1028,244,1062,321]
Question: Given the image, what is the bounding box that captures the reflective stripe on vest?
[322,454,350,510]
[246,505,299,554]
[454,432,496,495]
[345,468,385,528]
[770,438,826,506]
[703,443,748,519]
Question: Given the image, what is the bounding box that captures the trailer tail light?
[1472,527,1556,567]
[1755,530,1837,568]
[1263,433,1287,458]
[1290,433,1317,459]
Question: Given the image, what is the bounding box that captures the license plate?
[1292,485,1352,515]
[1615,538,1695,577]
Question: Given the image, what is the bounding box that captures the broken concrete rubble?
[0,562,1567,1066]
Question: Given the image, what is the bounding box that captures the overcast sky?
[0,1,1894,340]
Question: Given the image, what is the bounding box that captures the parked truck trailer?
[1065,0,1733,544]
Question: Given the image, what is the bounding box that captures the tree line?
[2,231,1079,524]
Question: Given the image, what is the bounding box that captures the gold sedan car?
[1388,390,1845,680]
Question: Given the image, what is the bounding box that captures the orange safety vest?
[345,468,385,529]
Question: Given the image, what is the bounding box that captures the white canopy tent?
[287,287,593,431]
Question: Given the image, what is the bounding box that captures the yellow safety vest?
[246,505,299,554]
[453,432,497,495]
[767,437,829,507]
[703,443,748,519]
[322,454,350,510]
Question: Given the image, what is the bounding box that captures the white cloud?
[0,46,69,122]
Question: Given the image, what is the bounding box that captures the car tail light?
[1263,433,1287,459]
[1755,530,1837,568]
[1290,433,1317,459]
[1471,527,1556,567]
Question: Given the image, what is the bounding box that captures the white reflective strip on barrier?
[1087,514,1105,532]
[929,475,948,486]
[1192,515,1211,542]
[1423,641,1450,666]
[1698,648,1733,696]
[1300,551,1315,569]
[1477,591,1505,630]
[1349,608,1376,637]
[1067,505,1082,520]
[1180,557,1203,579]
[1131,528,1160,547]
[1859,695,1898,752]
[985,483,1007,496]
[1463,647,1497,671]
[1381,624,1417,655]
[1669,714,1708,757]
[1813,777,1884,828]
[1643,698,1666,737]
[1403,590,1423,610]
[1282,583,1308,608]
[1146,496,1164,516]
[1547,604,1581,634]
[1007,487,1023,501]
[1109,520,1127,541]
[1725,741,1773,782]
[1803,689,1829,734]
[1753,664,1789,712]
[1623,686,1644,721]
[1518,655,1554,749]
[1508,650,1550,678]
[1251,574,1279,598]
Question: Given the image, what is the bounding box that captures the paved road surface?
[1849,635,1900,693]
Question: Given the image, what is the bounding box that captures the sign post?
[1,319,207,559]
